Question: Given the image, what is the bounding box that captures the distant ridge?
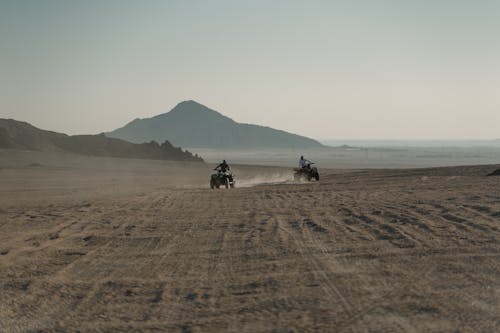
[0,119,203,162]
[106,100,324,148]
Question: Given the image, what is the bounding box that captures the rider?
[214,159,230,173]
[299,155,312,170]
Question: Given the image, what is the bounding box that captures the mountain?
[106,101,323,148]
[0,119,203,162]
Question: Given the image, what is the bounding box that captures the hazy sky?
[1,0,499,140]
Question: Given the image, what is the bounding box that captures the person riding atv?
[210,160,236,189]
[294,156,319,181]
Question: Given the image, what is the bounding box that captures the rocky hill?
[0,119,203,162]
[106,100,323,148]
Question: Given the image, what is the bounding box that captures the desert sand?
[1,150,499,332]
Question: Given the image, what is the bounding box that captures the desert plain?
[1,150,499,332]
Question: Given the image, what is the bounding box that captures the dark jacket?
[215,162,230,172]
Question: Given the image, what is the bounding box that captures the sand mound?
[487,169,500,176]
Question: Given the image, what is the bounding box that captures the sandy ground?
[1,150,500,332]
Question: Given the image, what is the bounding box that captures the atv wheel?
[210,181,215,189]
[314,173,319,181]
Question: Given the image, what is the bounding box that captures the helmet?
[223,159,227,163]
[300,156,304,159]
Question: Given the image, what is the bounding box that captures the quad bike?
[294,163,320,181]
[210,171,236,189]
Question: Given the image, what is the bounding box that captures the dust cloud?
[236,172,294,187]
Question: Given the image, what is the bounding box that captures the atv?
[294,163,320,181]
[210,171,236,189]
